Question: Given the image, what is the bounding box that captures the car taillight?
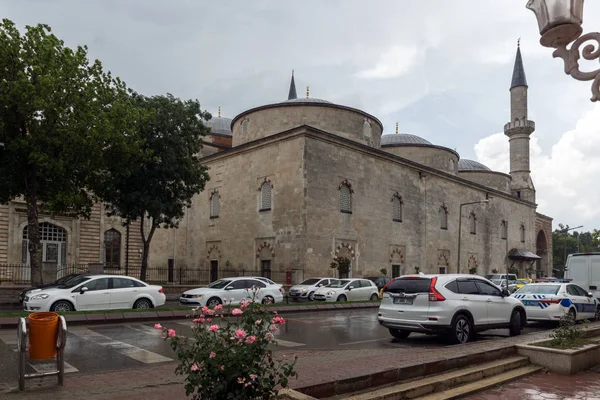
[279,287,285,294]
[429,277,445,302]
[381,278,395,294]
[158,288,164,294]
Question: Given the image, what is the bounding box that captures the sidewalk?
[1,329,559,399]
[463,366,600,399]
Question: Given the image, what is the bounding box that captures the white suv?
[377,274,526,344]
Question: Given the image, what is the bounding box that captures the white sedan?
[313,278,379,302]
[511,282,599,322]
[23,274,166,312]
[180,277,284,307]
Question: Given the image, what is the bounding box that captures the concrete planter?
[517,342,600,375]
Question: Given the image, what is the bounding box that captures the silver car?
[288,277,338,301]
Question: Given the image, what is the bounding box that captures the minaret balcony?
[504,118,535,135]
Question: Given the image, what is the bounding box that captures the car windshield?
[59,276,91,289]
[208,280,231,289]
[327,279,350,288]
[516,285,561,295]
[299,278,320,285]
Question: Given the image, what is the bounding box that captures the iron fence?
[0,264,304,286]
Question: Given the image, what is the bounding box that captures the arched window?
[520,224,525,243]
[501,220,508,240]
[241,118,249,135]
[259,180,272,211]
[22,222,67,266]
[391,193,403,222]
[210,190,220,218]
[469,212,477,235]
[339,180,353,213]
[439,205,448,230]
[104,229,121,268]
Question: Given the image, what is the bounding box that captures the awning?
[508,248,541,261]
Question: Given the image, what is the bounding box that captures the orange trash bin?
[28,312,59,360]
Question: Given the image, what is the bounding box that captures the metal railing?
[0,264,304,286]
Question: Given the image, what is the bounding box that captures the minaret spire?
[510,39,528,90]
[287,70,297,100]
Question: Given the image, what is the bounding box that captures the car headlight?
[195,295,203,299]
[300,288,307,292]
[30,294,50,301]
[327,291,336,295]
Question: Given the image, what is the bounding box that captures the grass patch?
[0,300,380,318]
[531,338,594,350]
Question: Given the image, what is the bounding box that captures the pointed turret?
[287,70,297,100]
[510,40,528,89]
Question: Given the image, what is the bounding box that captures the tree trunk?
[25,188,43,286]
[139,216,157,283]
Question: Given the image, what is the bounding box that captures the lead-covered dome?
[458,159,492,172]
[280,97,333,104]
[205,116,233,136]
[381,134,432,146]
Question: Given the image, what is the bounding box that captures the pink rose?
[167,329,176,338]
[269,325,279,332]
[272,316,286,325]
[237,377,246,384]
[214,304,223,311]
[255,319,262,325]
[265,333,274,340]
[193,318,205,324]
[190,362,203,371]
[209,351,216,358]
[235,329,247,340]
[241,301,250,309]
[209,325,219,333]
[245,335,257,344]
[154,323,162,329]
[220,365,225,371]
[232,308,243,316]
[201,306,210,314]
[250,374,257,380]
[206,318,212,323]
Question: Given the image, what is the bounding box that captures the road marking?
[70,327,172,364]
[339,338,389,346]
[274,339,305,348]
[30,361,78,374]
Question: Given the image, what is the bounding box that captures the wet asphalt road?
[0,308,552,390]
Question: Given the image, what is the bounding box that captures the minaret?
[288,70,297,100]
[504,40,536,202]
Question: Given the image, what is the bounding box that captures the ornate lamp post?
[526,0,600,101]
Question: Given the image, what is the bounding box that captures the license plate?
[180,299,189,303]
[523,300,538,306]
[393,297,413,305]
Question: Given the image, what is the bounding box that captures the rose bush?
[158,288,297,399]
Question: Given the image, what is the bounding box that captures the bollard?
[17,314,67,390]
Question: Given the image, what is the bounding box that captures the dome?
[205,116,233,136]
[280,98,333,104]
[381,134,432,146]
[458,159,492,172]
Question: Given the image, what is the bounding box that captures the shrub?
[547,313,589,349]
[158,289,297,399]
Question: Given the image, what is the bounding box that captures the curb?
[0,302,380,330]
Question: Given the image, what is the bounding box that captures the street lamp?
[526,0,600,102]
[457,198,490,273]
[562,224,583,264]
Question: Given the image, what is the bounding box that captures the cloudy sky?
[3,0,600,232]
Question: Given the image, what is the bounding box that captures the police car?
[511,282,600,322]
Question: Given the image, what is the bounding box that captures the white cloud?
[475,104,600,227]
[355,45,425,80]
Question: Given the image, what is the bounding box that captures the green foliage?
[0,19,141,284]
[380,268,388,276]
[330,256,351,278]
[491,268,499,274]
[469,267,477,275]
[163,291,297,400]
[99,93,211,281]
[544,313,591,349]
[414,265,420,274]
[552,224,600,276]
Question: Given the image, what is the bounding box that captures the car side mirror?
[317,284,323,287]
[501,289,510,297]
[588,292,594,298]
[224,286,234,291]
[348,286,354,291]
[80,287,89,294]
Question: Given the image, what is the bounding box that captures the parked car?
[230,276,285,296]
[22,275,165,312]
[491,279,518,294]
[313,279,379,302]
[180,277,284,307]
[19,273,88,304]
[364,276,393,291]
[515,278,532,290]
[288,278,338,301]
[512,282,599,322]
[377,274,526,344]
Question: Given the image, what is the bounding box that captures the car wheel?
[595,306,600,321]
[308,291,315,301]
[389,329,410,339]
[370,293,379,301]
[133,298,152,309]
[509,311,522,336]
[207,297,222,307]
[262,296,274,305]
[337,295,347,302]
[567,308,577,324]
[451,314,472,344]
[51,300,74,312]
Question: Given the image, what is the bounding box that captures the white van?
[564,253,600,299]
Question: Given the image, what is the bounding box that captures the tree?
[100,93,211,281]
[380,268,388,276]
[330,256,351,278]
[0,19,140,285]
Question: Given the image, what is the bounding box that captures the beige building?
[151,48,552,283]
[0,47,553,285]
